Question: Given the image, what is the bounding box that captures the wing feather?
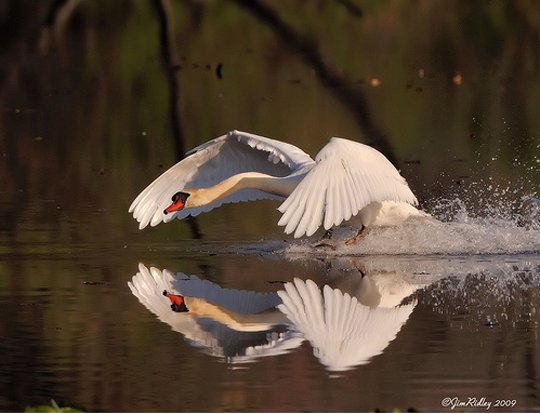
[323,163,336,229]
[279,181,309,235]
[130,130,314,229]
[278,137,418,238]
[344,165,361,216]
[305,186,327,237]
[278,279,416,371]
[337,168,351,222]
[295,184,324,238]
[278,174,309,234]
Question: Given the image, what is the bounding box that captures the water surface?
[2,241,540,412]
[1,1,540,412]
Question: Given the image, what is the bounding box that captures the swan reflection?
[128,264,300,362]
[278,278,416,371]
[128,261,427,371]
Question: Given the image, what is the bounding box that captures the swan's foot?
[345,226,369,245]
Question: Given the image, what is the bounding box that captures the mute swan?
[129,130,423,238]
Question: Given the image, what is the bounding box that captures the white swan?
[129,130,422,238]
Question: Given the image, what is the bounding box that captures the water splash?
[279,180,540,255]
[425,175,540,230]
[420,260,540,328]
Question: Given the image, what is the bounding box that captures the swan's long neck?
[187,172,298,208]
[185,297,288,332]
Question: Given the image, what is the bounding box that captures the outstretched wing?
[129,130,314,229]
[278,278,415,371]
[277,137,417,238]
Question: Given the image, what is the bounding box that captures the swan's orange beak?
[163,290,189,312]
[163,191,190,215]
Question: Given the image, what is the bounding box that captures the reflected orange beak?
[163,290,189,312]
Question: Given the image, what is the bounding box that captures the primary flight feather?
[129,130,421,238]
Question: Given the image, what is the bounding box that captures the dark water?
[2,244,540,412]
[1,1,540,412]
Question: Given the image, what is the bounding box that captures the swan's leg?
[350,259,367,277]
[345,225,369,245]
[313,228,336,249]
[322,228,334,239]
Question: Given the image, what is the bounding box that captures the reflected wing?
[278,278,415,371]
[128,264,203,339]
[129,130,314,229]
[128,263,281,318]
[277,137,418,238]
[128,264,300,361]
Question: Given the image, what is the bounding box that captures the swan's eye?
[171,191,190,202]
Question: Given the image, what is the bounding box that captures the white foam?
[276,193,540,256]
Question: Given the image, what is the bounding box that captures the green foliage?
[25,399,84,413]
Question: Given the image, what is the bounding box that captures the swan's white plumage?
[128,264,204,341]
[129,130,314,230]
[278,278,415,371]
[277,138,418,237]
[130,130,420,237]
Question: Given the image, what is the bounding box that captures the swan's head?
[163,290,189,312]
[163,191,190,215]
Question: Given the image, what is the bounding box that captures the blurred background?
[2,0,540,243]
[1,1,540,411]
